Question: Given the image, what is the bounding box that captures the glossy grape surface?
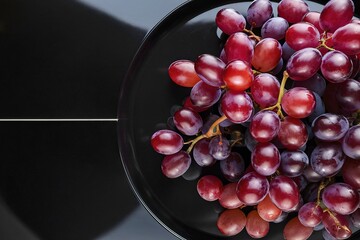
[277,0,309,24]
[342,157,360,190]
[342,125,360,160]
[195,54,225,87]
[322,210,352,239]
[224,32,254,63]
[251,38,282,72]
[283,217,313,240]
[246,0,273,28]
[321,50,353,83]
[278,116,308,150]
[261,17,289,40]
[279,150,308,177]
[221,90,253,124]
[209,135,231,160]
[173,108,203,136]
[193,138,216,167]
[161,150,191,178]
[236,171,269,206]
[223,60,253,91]
[285,22,320,51]
[216,8,246,35]
[332,23,360,55]
[311,113,349,142]
[281,87,315,118]
[250,110,280,143]
[151,129,183,155]
[298,202,323,227]
[269,175,300,211]
[190,81,221,108]
[218,182,243,209]
[257,194,282,222]
[251,142,280,176]
[168,60,201,87]
[197,175,223,201]
[319,0,355,33]
[250,73,280,108]
[220,152,245,182]
[216,208,246,236]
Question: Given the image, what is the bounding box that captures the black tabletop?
[0,0,184,239]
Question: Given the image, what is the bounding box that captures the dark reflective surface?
[119,0,360,239]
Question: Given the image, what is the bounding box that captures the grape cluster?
[150,0,360,239]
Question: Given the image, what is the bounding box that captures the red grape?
[221,90,253,124]
[311,113,349,142]
[250,73,280,108]
[321,50,353,83]
[342,125,360,160]
[161,150,191,178]
[246,210,270,238]
[251,142,280,176]
[173,108,203,136]
[281,87,315,119]
[332,23,360,55]
[283,217,314,240]
[279,150,309,177]
[285,22,320,51]
[319,0,355,33]
[298,202,323,227]
[218,182,243,209]
[269,175,300,211]
[224,32,254,63]
[151,129,183,155]
[236,171,269,206]
[195,54,225,87]
[277,0,309,24]
[216,208,246,236]
[322,182,359,215]
[249,110,280,143]
[257,194,282,222]
[190,81,221,108]
[223,60,253,91]
[197,175,223,201]
[251,38,282,72]
[246,0,273,28]
[168,60,201,87]
[341,157,360,190]
[278,116,308,150]
[322,210,352,239]
[216,8,246,35]
[302,11,323,32]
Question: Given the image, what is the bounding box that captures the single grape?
[218,182,243,209]
[342,157,360,190]
[311,113,349,142]
[322,210,352,239]
[281,87,315,119]
[298,202,323,227]
[221,90,253,124]
[161,150,191,178]
[283,217,314,240]
[250,73,280,108]
[292,73,326,96]
[193,138,216,167]
[332,23,360,55]
[285,22,320,51]
[190,81,221,108]
[224,32,254,63]
[310,142,345,177]
[322,182,360,215]
[216,208,246,236]
[280,150,309,177]
[302,11,323,32]
[286,47,322,81]
[246,0,273,28]
[223,60,253,91]
[342,125,360,160]
[220,152,245,182]
[321,50,353,83]
[251,142,280,176]
[236,171,269,206]
[173,108,203,136]
[277,0,309,24]
[168,60,201,87]
[151,129,183,155]
[250,110,280,143]
[278,116,308,150]
[194,54,225,87]
[215,8,246,35]
[319,0,355,33]
[269,175,300,211]
[251,38,282,72]
[246,210,270,238]
[209,135,231,160]
[336,79,360,113]
[261,17,289,40]
[257,194,282,222]
[197,175,223,201]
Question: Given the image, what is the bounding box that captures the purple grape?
[246,0,273,28]
[209,135,231,160]
[342,125,360,160]
[292,73,326,96]
[279,150,309,177]
[261,17,289,40]
[277,0,309,24]
[319,0,355,33]
[311,113,349,142]
[302,165,323,183]
[161,150,191,178]
[220,152,245,182]
[193,138,216,167]
[286,48,322,81]
[336,79,360,113]
[190,81,221,108]
[321,50,353,84]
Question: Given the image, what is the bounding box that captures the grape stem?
[316,178,332,206]
[323,208,352,234]
[186,115,228,153]
[243,28,261,42]
[262,71,289,119]
[317,32,335,51]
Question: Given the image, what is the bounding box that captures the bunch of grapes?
[150,0,360,239]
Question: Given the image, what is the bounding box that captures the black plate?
[118,0,360,239]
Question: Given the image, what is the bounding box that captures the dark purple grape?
[292,73,326,96]
[282,42,295,62]
[193,138,216,167]
[247,0,273,28]
[220,152,245,182]
[310,142,345,177]
[342,125,360,160]
[245,128,258,152]
[209,135,231,160]
[342,157,360,190]
[280,150,308,177]
[312,113,349,142]
[336,79,360,113]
